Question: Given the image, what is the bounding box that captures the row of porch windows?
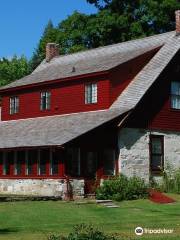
[0,148,116,177]
[0,149,59,176]
[9,83,98,115]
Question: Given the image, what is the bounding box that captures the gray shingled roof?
[111,34,180,110]
[0,31,179,149]
[0,109,127,149]
[0,31,174,90]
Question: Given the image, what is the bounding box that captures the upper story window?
[171,81,180,109]
[10,96,19,114]
[40,91,51,110]
[85,83,97,104]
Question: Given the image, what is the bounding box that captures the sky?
[0,0,97,59]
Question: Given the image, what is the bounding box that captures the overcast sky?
[0,0,97,59]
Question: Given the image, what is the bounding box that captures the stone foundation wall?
[118,128,180,182]
[0,179,84,199]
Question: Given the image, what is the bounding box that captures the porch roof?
[0,108,127,149]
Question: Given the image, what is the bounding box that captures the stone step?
[106,205,119,208]
[96,200,113,204]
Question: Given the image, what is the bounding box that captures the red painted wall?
[109,48,160,105]
[126,52,180,132]
[1,75,110,121]
[1,48,159,121]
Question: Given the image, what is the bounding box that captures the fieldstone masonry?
[0,179,84,199]
[118,128,180,182]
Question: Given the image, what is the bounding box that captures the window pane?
[151,138,162,154]
[3,152,13,175]
[85,83,97,104]
[103,150,115,175]
[41,91,51,110]
[26,150,37,175]
[15,151,25,175]
[51,149,60,175]
[38,149,49,175]
[92,84,97,103]
[171,82,180,95]
[67,148,80,176]
[151,155,162,170]
[86,152,97,177]
[10,96,19,114]
[171,95,180,109]
[150,136,164,172]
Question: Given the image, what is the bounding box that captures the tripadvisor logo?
[135,227,143,236]
[135,227,174,235]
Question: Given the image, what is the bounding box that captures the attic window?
[85,83,97,104]
[171,81,180,109]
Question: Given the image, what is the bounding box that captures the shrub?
[96,175,148,201]
[47,235,65,240]
[159,168,180,194]
[68,224,117,240]
[47,224,118,240]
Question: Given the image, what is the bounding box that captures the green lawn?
[0,194,179,240]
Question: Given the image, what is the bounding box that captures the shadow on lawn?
[0,228,18,234]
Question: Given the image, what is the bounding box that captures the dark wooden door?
[84,151,99,195]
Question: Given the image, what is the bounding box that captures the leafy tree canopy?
[30,1,180,71]
[0,56,30,86]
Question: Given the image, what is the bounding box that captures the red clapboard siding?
[109,48,160,105]
[126,53,180,132]
[1,48,159,121]
[1,77,110,121]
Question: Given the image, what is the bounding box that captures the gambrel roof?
[0,31,180,149]
[0,31,174,91]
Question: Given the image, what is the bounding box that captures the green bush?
[96,175,148,201]
[47,224,118,240]
[159,168,180,194]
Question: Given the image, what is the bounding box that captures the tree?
[0,56,30,86]
[29,20,59,71]
[30,0,180,71]
[87,0,180,33]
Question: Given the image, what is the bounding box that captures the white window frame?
[171,81,180,109]
[40,91,51,110]
[85,83,97,104]
[10,96,19,114]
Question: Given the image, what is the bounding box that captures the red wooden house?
[0,11,180,198]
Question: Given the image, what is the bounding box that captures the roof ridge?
[48,31,175,61]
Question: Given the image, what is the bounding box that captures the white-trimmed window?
[85,83,97,104]
[171,81,180,109]
[40,91,51,110]
[10,96,19,114]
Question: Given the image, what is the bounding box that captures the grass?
[0,194,179,240]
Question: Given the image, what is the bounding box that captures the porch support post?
[14,151,17,175]
[49,148,53,176]
[78,148,81,176]
[60,148,65,177]
[25,149,28,175]
[37,149,40,175]
[2,151,6,175]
